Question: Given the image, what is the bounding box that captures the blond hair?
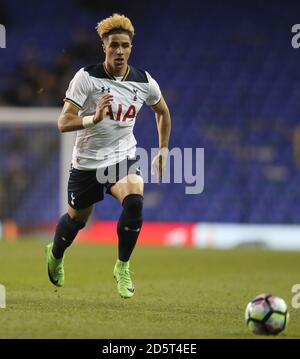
[96,13,135,40]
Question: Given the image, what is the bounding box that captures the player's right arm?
[58,95,113,133]
[58,67,113,133]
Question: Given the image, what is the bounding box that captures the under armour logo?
[124,226,140,232]
[71,193,75,206]
[133,88,138,101]
[101,86,110,93]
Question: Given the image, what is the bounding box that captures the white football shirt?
[64,63,161,170]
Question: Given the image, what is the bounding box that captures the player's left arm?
[151,95,171,182]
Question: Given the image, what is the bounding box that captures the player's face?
[103,33,132,74]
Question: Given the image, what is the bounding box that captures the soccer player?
[46,14,171,299]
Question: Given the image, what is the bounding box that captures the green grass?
[0,240,299,338]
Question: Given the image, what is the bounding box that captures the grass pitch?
[0,240,299,338]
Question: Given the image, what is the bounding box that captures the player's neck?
[104,61,128,78]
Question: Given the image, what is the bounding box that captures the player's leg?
[110,174,144,298]
[46,205,94,287]
[46,165,104,287]
[52,205,94,258]
[110,174,144,262]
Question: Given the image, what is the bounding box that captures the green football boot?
[113,259,135,299]
[45,243,65,287]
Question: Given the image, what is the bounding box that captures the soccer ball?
[245,294,289,335]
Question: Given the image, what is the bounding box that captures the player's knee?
[68,207,92,225]
[122,194,143,218]
[66,213,86,230]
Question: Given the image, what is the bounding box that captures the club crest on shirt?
[133,88,138,101]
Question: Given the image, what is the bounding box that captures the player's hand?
[151,147,169,183]
[93,95,113,124]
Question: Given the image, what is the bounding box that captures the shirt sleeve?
[64,68,90,109]
[145,72,162,106]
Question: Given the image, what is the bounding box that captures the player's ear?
[102,39,107,53]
